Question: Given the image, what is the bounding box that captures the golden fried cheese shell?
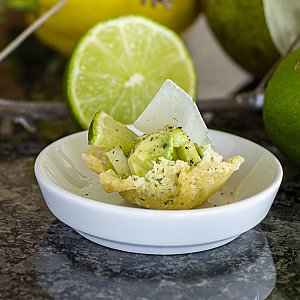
[82,145,244,210]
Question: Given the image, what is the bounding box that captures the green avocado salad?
[82,111,244,210]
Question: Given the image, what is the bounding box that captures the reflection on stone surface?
[35,223,275,300]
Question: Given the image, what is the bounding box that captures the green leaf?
[262,0,300,54]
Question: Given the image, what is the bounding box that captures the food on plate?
[82,80,244,209]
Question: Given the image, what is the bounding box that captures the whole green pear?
[203,0,279,78]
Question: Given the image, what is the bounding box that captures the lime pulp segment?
[88,111,138,154]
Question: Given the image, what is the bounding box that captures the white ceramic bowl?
[35,130,283,255]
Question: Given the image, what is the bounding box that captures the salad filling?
[82,111,244,210]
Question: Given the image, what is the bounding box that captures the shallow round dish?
[35,130,283,255]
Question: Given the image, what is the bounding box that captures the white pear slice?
[134,79,212,146]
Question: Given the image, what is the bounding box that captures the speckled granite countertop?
[0,111,299,300]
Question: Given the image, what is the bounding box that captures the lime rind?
[88,111,101,145]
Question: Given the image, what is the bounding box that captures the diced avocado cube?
[163,125,190,147]
[195,144,205,158]
[128,132,174,176]
[177,141,201,166]
[172,147,178,160]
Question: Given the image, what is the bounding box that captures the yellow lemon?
[28,0,200,55]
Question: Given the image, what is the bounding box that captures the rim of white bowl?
[34,129,283,217]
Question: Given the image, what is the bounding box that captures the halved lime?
[65,16,197,128]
